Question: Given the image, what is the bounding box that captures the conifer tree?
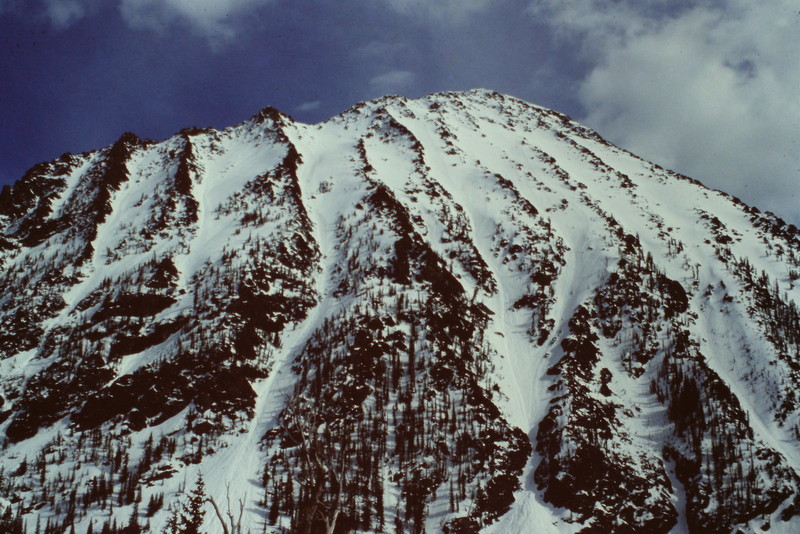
[127,502,141,534]
[165,474,208,534]
[163,504,181,534]
[182,474,207,534]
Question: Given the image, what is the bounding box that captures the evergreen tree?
[164,474,207,534]
[182,474,207,534]
[163,504,181,534]
[146,493,164,517]
[127,502,141,534]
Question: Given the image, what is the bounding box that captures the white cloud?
[118,0,273,40]
[295,100,321,112]
[44,0,85,28]
[26,0,274,40]
[40,0,96,29]
[369,70,416,94]
[532,0,800,221]
[382,0,495,24]
[353,41,409,61]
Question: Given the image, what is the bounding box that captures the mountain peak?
[0,91,799,534]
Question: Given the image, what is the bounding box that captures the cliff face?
[1,89,799,533]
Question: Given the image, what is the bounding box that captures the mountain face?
[0,89,799,534]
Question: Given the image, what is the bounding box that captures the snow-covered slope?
[1,89,799,533]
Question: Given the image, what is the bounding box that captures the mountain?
[0,89,799,534]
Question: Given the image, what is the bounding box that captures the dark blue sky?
[1,0,796,222]
[0,1,577,181]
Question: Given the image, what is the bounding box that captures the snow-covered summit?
[0,90,799,533]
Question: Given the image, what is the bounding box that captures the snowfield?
[0,90,799,533]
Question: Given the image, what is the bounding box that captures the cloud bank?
[531,0,800,218]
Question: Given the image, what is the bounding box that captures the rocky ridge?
[0,90,799,533]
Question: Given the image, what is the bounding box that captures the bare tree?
[207,483,246,534]
[283,396,351,534]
